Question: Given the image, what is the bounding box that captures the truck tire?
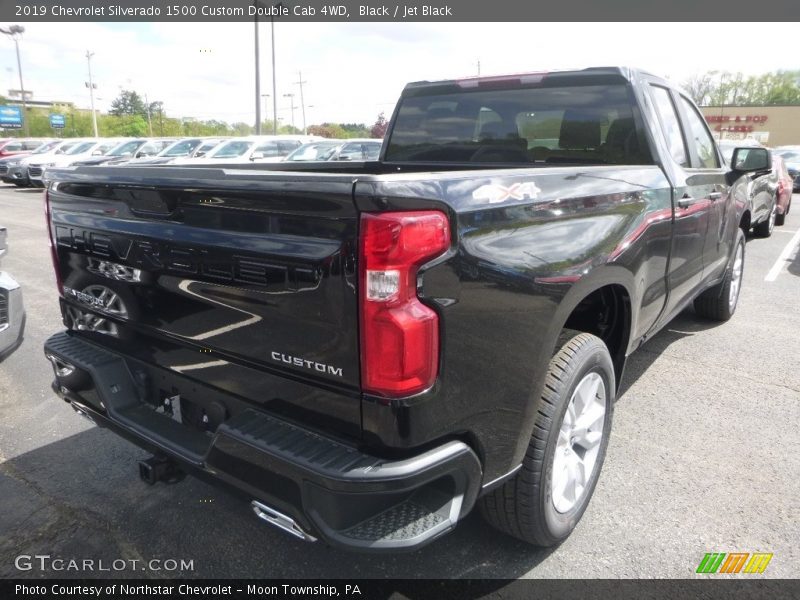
[693,227,745,321]
[479,330,614,546]
[752,202,776,237]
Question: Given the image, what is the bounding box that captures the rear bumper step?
[44,331,482,551]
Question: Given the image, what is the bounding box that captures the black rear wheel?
[479,330,615,546]
[694,228,745,321]
[753,202,776,237]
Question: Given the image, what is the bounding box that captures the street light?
[0,25,29,136]
[85,51,99,137]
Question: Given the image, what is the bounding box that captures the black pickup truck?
[43,67,766,551]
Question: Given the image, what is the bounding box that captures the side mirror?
[732,147,771,172]
[91,150,104,155]
[250,151,265,161]
[195,151,206,158]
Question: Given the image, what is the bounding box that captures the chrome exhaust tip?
[251,500,317,542]
[70,402,97,425]
[45,352,76,377]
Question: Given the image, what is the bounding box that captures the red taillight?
[44,190,63,296]
[359,211,450,398]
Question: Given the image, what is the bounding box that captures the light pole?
[253,4,261,134]
[270,4,283,135]
[85,51,99,137]
[254,1,286,135]
[0,25,29,136]
[283,93,296,130]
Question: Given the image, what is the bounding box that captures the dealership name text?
[16,584,357,596]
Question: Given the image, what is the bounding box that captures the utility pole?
[1,25,29,136]
[295,71,307,134]
[270,8,279,135]
[144,93,153,136]
[85,51,99,137]
[283,93,296,130]
[477,59,481,76]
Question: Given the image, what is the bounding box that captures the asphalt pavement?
[0,184,798,580]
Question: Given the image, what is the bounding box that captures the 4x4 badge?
[472,182,541,203]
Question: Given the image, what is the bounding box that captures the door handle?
[708,191,723,201]
[678,194,697,209]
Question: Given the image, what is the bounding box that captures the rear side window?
[679,97,720,169]
[649,86,688,168]
[385,82,653,165]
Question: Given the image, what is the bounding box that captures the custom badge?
[472,181,541,203]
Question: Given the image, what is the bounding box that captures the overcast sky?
[1,22,798,126]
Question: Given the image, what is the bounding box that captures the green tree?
[232,122,254,136]
[109,90,147,117]
[684,70,800,106]
[340,122,370,137]
[308,123,347,138]
[105,114,149,136]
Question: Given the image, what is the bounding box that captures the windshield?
[160,139,202,157]
[196,140,222,155]
[32,141,61,154]
[108,140,143,156]
[385,81,653,165]
[209,140,252,158]
[286,142,341,161]
[66,142,98,155]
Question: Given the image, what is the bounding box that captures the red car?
[773,154,793,226]
[0,138,47,158]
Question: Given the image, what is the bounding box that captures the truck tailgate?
[47,166,362,437]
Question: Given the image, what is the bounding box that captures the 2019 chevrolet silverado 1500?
[43,67,763,551]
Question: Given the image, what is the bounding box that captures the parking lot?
[0,183,798,579]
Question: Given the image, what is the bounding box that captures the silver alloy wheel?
[768,204,777,234]
[551,371,606,514]
[728,242,744,312]
[66,285,128,336]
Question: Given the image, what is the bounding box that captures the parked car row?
[0,134,386,188]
